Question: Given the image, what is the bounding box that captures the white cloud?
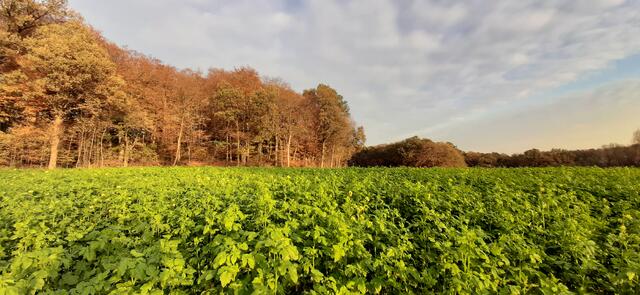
[69,0,640,148]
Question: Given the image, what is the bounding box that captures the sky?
[68,0,640,153]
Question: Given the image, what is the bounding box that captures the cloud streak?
[69,0,640,150]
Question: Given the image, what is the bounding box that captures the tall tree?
[263,81,310,167]
[0,0,68,37]
[633,129,640,145]
[353,126,366,151]
[169,70,206,165]
[17,21,123,169]
[1,0,69,131]
[206,68,263,165]
[0,0,69,72]
[304,84,355,167]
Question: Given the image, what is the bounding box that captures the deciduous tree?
[304,84,356,167]
[18,21,123,168]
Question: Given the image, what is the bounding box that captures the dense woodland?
[0,0,365,168]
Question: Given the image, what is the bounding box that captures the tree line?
[0,0,365,169]
[350,131,640,168]
[464,144,640,168]
[463,130,640,168]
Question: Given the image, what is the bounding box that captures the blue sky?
[69,0,640,153]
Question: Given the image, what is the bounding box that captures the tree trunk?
[226,133,230,162]
[99,129,105,167]
[286,132,292,167]
[65,135,73,167]
[275,136,279,167]
[235,121,240,166]
[118,134,124,163]
[243,141,249,165]
[321,141,326,168]
[76,129,84,168]
[187,140,191,163]
[173,116,185,166]
[330,146,335,168]
[292,146,298,165]
[123,134,129,167]
[129,138,138,166]
[48,115,63,169]
[87,127,96,167]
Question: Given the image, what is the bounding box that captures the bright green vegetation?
[0,168,639,294]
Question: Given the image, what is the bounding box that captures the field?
[0,167,639,294]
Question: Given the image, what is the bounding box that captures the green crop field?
[0,167,639,294]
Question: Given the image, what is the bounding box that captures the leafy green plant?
[0,167,638,294]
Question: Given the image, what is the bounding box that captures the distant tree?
[602,143,623,149]
[17,21,123,169]
[353,126,366,151]
[633,129,640,145]
[349,136,466,168]
[464,151,503,167]
[305,84,355,167]
[464,144,640,168]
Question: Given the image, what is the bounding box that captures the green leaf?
[282,245,299,261]
[214,251,228,267]
[242,253,255,269]
[332,244,345,262]
[219,265,239,287]
[311,269,324,282]
[627,271,636,281]
[288,265,298,284]
[130,249,145,258]
[204,270,215,281]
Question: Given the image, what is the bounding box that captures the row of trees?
[463,130,640,168]
[349,131,640,168]
[464,145,640,168]
[0,0,365,168]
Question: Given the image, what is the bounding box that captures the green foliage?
[0,167,639,294]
